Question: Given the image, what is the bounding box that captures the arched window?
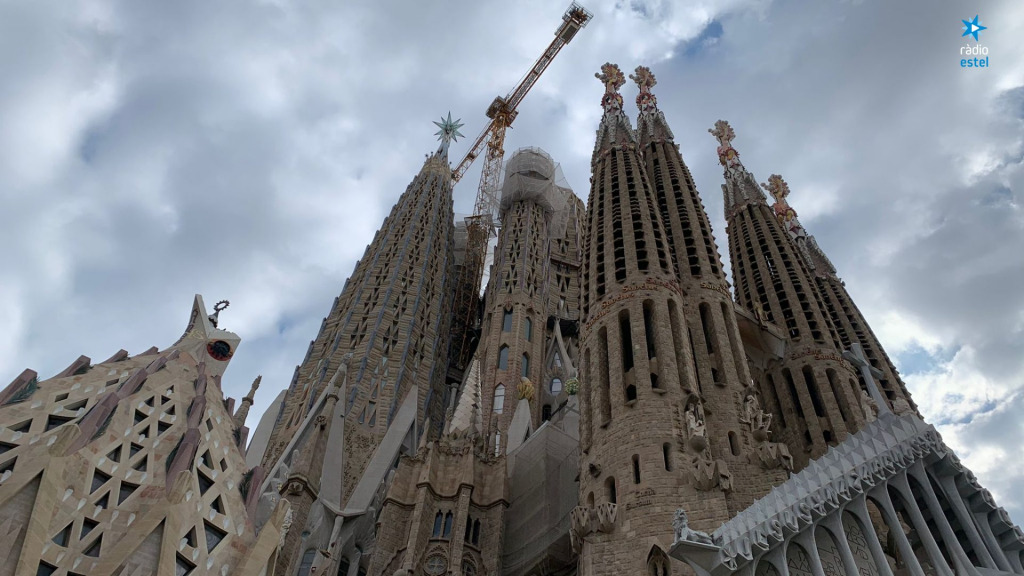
[432,511,443,537]
[442,512,453,538]
[605,476,617,504]
[472,519,481,545]
[521,354,530,378]
[502,309,513,332]
[494,431,502,456]
[493,385,505,414]
[498,346,509,370]
[462,558,478,576]
[647,546,670,576]
[337,557,350,576]
[524,318,532,341]
[550,378,562,394]
[464,516,473,542]
[297,549,316,576]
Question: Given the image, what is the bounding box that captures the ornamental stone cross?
[842,342,891,416]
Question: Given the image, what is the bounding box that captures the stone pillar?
[347,547,362,576]
[888,473,954,576]
[908,463,980,576]
[820,512,867,576]
[869,485,927,576]
[794,530,828,576]
[449,486,472,575]
[847,496,896,576]
[935,474,997,570]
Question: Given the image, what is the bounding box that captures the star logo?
[962,15,986,41]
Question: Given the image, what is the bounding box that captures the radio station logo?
[960,15,990,69]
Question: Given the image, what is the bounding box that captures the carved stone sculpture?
[672,509,715,546]
[859,389,878,422]
[685,401,708,451]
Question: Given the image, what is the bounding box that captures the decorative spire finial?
[433,112,465,155]
[595,63,625,113]
[762,174,791,203]
[762,174,807,240]
[709,120,744,173]
[629,66,658,113]
[208,300,229,328]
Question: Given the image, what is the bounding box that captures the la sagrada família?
[1,63,1020,576]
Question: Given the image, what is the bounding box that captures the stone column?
[973,508,1014,573]
[908,463,980,576]
[819,512,867,576]
[449,486,472,575]
[846,496,896,576]
[888,472,954,576]
[794,530,828,576]
[347,547,362,576]
[935,474,997,570]
[868,485,927,576]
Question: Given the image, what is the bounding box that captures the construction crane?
[446,2,593,377]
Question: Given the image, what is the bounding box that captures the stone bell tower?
[714,120,867,470]
[764,174,916,413]
[575,63,727,576]
[632,67,791,515]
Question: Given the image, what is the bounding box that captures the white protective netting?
[501,401,580,575]
[500,147,574,241]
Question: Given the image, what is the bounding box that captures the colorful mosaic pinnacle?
[762,174,791,203]
[595,62,625,112]
[630,65,658,113]
[710,119,744,172]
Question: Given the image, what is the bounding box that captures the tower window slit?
[662,443,672,471]
[620,311,637,403]
[632,455,641,484]
[598,328,612,423]
[699,303,714,354]
[802,366,826,418]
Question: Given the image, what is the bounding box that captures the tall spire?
[630,65,674,144]
[715,123,871,468]
[710,119,769,218]
[592,63,637,165]
[234,375,261,428]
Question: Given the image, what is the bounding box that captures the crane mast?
[446,3,592,380]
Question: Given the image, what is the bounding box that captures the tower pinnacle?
[595,62,625,112]
[592,63,637,165]
[630,65,675,143]
[762,174,808,241]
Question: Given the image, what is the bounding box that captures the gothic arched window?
[550,378,562,394]
[494,385,505,414]
[521,354,530,378]
[442,512,454,538]
[524,317,532,341]
[498,346,509,370]
[432,511,443,537]
[502,309,513,332]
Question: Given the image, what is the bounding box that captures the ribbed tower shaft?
[715,121,866,470]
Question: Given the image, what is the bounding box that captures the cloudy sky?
[1,0,1021,521]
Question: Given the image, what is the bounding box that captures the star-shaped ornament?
[962,15,986,41]
[434,112,465,147]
